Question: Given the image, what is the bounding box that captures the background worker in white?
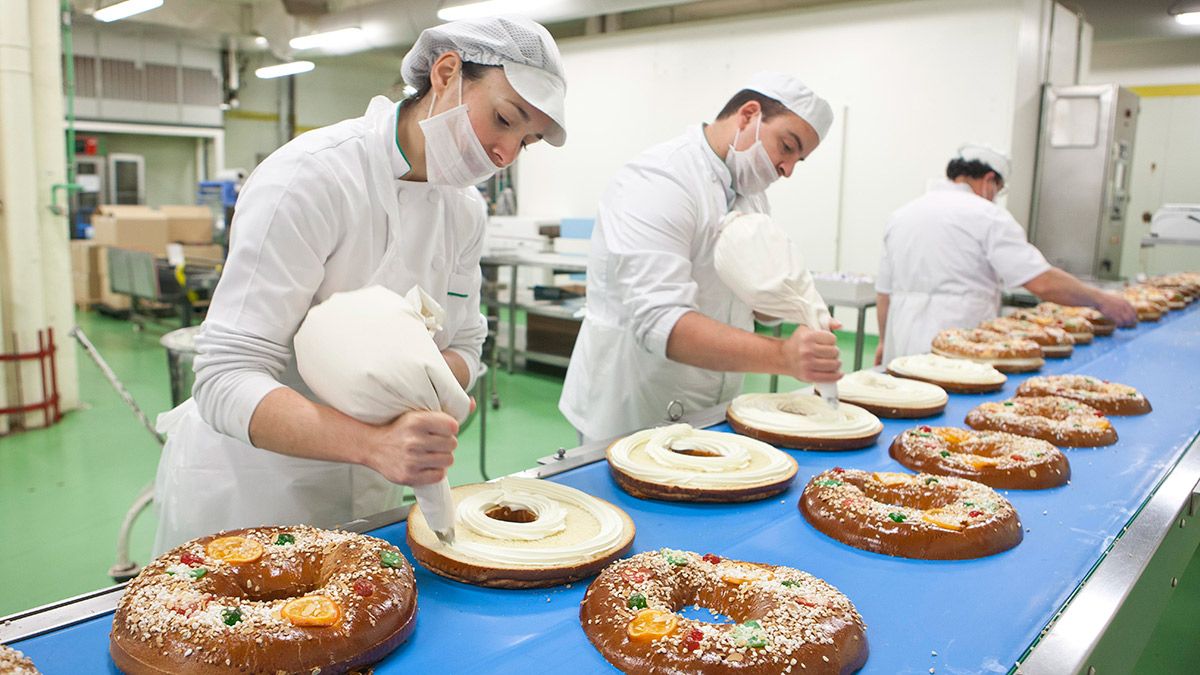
[560,73,841,444]
[152,16,568,552]
[874,145,1137,365]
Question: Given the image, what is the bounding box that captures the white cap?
[401,16,567,146]
[957,144,1011,180]
[745,71,834,141]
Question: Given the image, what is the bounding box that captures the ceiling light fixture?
[255,61,315,79]
[1175,11,1200,25]
[1169,1,1200,25]
[93,0,164,23]
[289,27,365,50]
[437,0,555,22]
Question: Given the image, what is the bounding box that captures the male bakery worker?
[874,145,1137,365]
[560,72,841,444]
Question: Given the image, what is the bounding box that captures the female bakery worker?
[559,73,843,445]
[151,16,568,553]
[874,145,1137,365]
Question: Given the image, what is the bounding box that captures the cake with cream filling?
[407,477,635,588]
[727,392,883,450]
[606,423,799,501]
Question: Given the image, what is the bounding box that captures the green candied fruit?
[661,550,689,567]
[746,635,768,649]
[627,592,648,610]
[780,580,799,588]
[380,549,403,569]
[274,533,295,545]
[925,477,939,484]
[887,512,907,523]
[221,607,242,626]
[963,501,975,507]
[1003,401,1014,407]
[188,567,207,580]
[939,451,951,458]
[742,620,762,629]
[915,432,932,437]
[815,479,844,487]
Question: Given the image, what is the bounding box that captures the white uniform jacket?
[875,179,1051,364]
[152,96,487,553]
[559,125,767,443]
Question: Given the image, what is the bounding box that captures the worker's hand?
[781,325,843,383]
[364,410,459,486]
[825,317,844,331]
[874,342,884,366]
[1095,292,1138,328]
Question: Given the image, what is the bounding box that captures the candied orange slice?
[921,510,966,531]
[626,609,679,641]
[720,563,774,586]
[205,536,264,564]
[872,472,910,486]
[962,454,1000,469]
[933,428,971,445]
[281,595,341,627]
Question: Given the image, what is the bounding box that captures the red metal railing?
[0,327,62,430]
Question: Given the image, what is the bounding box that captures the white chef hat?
[956,144,1011,180]
[744,71,834,141]
[401,16,567,146]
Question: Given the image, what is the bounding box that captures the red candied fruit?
[968,510,983,518]
[353,579,375,597]
[683,627,704,651]
[832,467,846,473]
[919,426,932,432]
[180,551,203,566]
[620,567,651,584]
[702,553,721,564]
[1010,454,1025,461]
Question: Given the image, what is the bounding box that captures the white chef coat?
[559,125,768,443]
[876,179,1050,363]
[152,95,487,554]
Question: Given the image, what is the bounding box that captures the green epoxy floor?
[1,310,1197,673]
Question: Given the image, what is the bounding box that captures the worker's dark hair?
[409,60,498,103]
[946,158,1003,182]
[716,89,792,121]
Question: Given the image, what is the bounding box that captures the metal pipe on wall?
[0,0,51,428]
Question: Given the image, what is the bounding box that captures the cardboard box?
[70,240,102,305]
[91,205,170,254]
[179,244,224,261]
[160,205,213,244]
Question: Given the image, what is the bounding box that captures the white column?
[31,0,79,413]
[0,0,52,428]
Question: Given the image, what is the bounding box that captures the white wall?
[93,133,198,206]
[224,55,399,172]
[1088,38,1200,87]
[517,0,1038,283]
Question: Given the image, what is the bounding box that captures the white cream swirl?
[889,353,1007,386]
[837,371,948,409]
[607,423,795,488]
[930,348,1043,370]
[446,478,627,567]
[728,393,883,439]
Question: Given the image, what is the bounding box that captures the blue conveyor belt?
[13,305,1200,674]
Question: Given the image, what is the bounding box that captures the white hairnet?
[957,144,1011,180]
[401,16,567,146]
[745,71,834,141]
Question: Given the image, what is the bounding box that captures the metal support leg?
[507,264,518,373]
[476,368,490,481]
[854,307,867,371]
[769,324,783,393]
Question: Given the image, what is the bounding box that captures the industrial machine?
[1030,84,1139,280]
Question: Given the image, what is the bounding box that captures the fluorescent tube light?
[255,61,315,79]
[289,27,364,51]
[437,0,554,21]
[94,0,163,23]
[1175,11,1200,25]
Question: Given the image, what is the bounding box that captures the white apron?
[881,289,998,364]
[153,97,470,554]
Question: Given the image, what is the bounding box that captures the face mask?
[725,114,779,196]
[418,73,499,187]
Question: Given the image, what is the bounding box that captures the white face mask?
[725,114,778,196]
[418,73,499,187]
